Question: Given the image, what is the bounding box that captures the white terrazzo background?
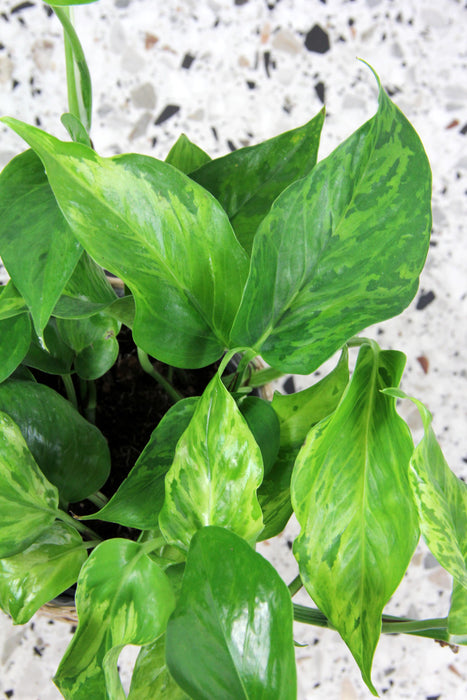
[0,0,466,698]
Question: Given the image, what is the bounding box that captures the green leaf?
[230,74,432,373]
[57,312,120,380]
[0,410,58,558]
[159,374,263,551]
[0,520,86,624]
[52,252,117,319]
[24,317,74,375]
[258,349,349,540]
[238,395,280,476]
[0,149,82,338]
[166,526,296,700]
[191,109,325,253]
[385,390,467,591]
[88,398,199,529]
[0,380,110,502]
[47,0,99,5]
[449,580,467,636]
[291,344,418,693]
[128,635,188,700]
[165,133,211,174]
[61,113,93,147]
[0,313,32,383]
[0,281,27,320]
[1,119,249,368]
[54,538,176,700]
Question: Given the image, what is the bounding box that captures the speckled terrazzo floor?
[0,0,466,698]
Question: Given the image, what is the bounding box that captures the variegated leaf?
[159,374,264,551]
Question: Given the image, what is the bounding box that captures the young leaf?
[258,348,349,539]
[24,317,74,375]
[1,119,249,368]
[61,113,93,147]
[159,374,264,551]
[230,72,432,373]
[0,313,32,383]
[0,380,110,502]
[128,634,188,700]
[165,133,211,174]
[0,520,86,624]
[166,526,296,700]
[54,538,176,700]
[87,398,199,530]
[0,411,58,558]
[57,312,120,380]
[191,109,325,253]
[291,344,418,693]
[52,252,117,320]
[0,149,82,338]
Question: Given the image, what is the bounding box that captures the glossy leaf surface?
[54,538,175,700]
[0,149,82,337]
[230,76,432,373]
[2,119,249,368]
[159,374,264,551]
[165,133,211,174]
[0,380,110,502]
[0,411,58,557]
[0,313,31,383]
[166,526,296,700]
[191,110,325,253]
[57,312,120,380]
[292,344,418,693]
[259,349,348,539]
[238,395,280,476]
[89,398,198,529]
[0,521,86,624]
[128,635,188,700]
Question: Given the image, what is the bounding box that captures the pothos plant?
[0,0,466,698]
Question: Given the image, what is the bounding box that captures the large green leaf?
[0,150,82,338]
[230,73,432,373]
[191,109,325,253]
[166,526,296,700]
[0,380,110,502]
[291,344,418,693]
[128,635,188,700]
[159,374,264,551]
[1,119,249,368]
[0,520,86,624]
[0,313,32,383]
[54,538,176,700]
[0,410,58,557]
[87,398,199,530]
[258,349,349,539]
[165,133,211,174]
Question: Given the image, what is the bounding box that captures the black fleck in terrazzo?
[0,0,466,698]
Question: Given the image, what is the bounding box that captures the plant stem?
[137,348,182,403]
[55,509,102,541]
[243,366,285,388]
[288,574,303,597]
[381,615,448,635]
[82,379,97,423]
[87,491,108,509]
[62,374,78,410]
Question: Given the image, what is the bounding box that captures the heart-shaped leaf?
[292,344,418,693]
[165,133,211,174]
[166,526,296,699]
[159,374,264,551]
[54,538,175,700]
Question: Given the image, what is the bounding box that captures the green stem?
[288,574,303,598]
[242,365,285,388]
[62,374,78,410]
[87,491,108,509]
[137,348,182,403]
[55,509,102,541]
[82,379,97,423]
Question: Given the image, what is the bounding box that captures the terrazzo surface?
[0,0,466,698]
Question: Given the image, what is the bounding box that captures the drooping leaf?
[238,395,281,476]
[52,252,117,319]
[1,119,249,368]
[258,348,349,539]
[0,313,32,383]
[87,398,199,529]
[24,317,74,375]
[191,109,325,253]
[61,113,93,147]
[128,635,189,700]
[0,520,86,624]
[54,538,176,700]
[57,312,120,380]
[166,526,296,700]
[291,344,418,693]
[159,374,263,551]
[0,149,82,338]
[0,410,58,558]
[165,133,211,174]
[230,72,432,373]
[0,380,110,502]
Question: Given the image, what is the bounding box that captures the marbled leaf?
[165,133,211,174]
